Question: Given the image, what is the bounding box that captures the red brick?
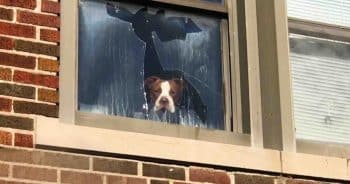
[15,40,59,57]
[0,7,13,21]
[0,0,36,9]
[61,170,103,184]
[234,173,274,184]
[143,164,185,180]
[17,10,60,28]
[189,168,231,184]
[13,101,58,118]
[0,52,35,69]
[0,114,34,130]
[40,29,59,43]
[38,88,58,103]
[38,58,59,72]
[150,180,169,184]
[13,71,58,88]
[14,133,33,148]
[0,67,11,81]
[0,83,35,99]
[93,157,138,175]
[0,22,35,38]
[0,36,14,50]
[107,176,147,184]
[0,180,39,184]
[0,147,90,170]
[0,163,9,177]
[13,165,57,182]
[42,0,60,14]
[0,130,11,145]
[0,97,11,112]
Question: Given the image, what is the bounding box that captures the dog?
[144,76,184,114]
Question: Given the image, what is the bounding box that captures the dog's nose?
[160,97,169,105]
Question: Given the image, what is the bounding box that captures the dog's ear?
[144,76,160,90]
[173,78,185,89]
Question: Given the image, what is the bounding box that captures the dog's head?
[144,76,184,113]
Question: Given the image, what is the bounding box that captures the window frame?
[59,0,252,145]
[288,11,350,158]
[287,9,350,157]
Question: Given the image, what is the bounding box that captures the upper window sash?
[288,17,350,43]
[287,0,350,29]
[152,0,227,13]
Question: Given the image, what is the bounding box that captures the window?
[78,0,225,130]
[60,0,251,144]
[287,0,350,150]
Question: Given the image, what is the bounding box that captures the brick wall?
[0,1,341,184]
[0,147,334,184]
[0,0,59,149]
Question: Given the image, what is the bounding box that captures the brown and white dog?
[144,76,184,113]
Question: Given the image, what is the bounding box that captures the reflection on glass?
[78,0,225,130]
[290,34,350,144]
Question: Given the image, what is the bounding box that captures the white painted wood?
[244,0,264,148]
[274,0,296,152]
[227,0,243,133]
[59,0,78,124]
[221,20,233,132]
[36,116,350,180]
[152,0,227,13]
[36,116,280,172]
[282,151,349,180]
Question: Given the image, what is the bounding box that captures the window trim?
[152,0,227,13]
[59,0,249,144]
[75,111,250,145]
[35,116,350,180]
[289,17,350,43]
[59,0,297,152]
[251,0,295,150]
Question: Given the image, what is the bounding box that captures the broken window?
[78,0,226,130]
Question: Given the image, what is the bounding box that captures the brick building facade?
[0,0,347,184]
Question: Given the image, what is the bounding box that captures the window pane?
[78,0,226,130]
[287,0,350,27]
[202,0,223,3]
[290,34,350,144]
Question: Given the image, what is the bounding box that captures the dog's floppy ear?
[144,76,160,90]
[173,78,185,89]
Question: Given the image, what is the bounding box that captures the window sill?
[35,116,350,181]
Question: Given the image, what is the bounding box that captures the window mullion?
[244,0,264,148]
[275,0,296,152]
[227,0,243,133]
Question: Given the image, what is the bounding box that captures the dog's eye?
[154,89,161,93]
[170,90,175,95]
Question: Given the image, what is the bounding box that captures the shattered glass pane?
[78,0,225,130]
